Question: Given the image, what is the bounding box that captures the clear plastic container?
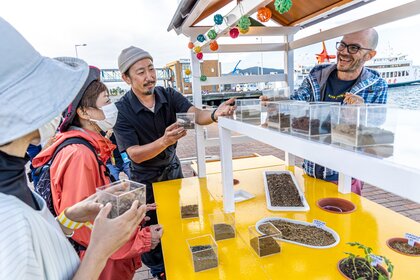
[235,99,261,125]
[249,222,281,257]
[97,179,146,218]
[209,212,236,241]
[331,104,396,147]
[266,101,294,131]
[180,193,199,219]
[176,112,195,130]
[290,102,332,136]
[262,87,290,100]
[187,235,219,272]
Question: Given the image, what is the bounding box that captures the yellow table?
[191,155,285,175]
[154,159,420,280]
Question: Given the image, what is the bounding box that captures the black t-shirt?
[323,69,357,103]
[113,86,192,177]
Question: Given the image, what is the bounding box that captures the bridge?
[100,68,170,83]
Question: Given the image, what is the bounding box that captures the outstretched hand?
[65,193,103,223]
[161,122,186,147]
[89,201,147,258]
[343,93,364,105]
[214,98,237,120]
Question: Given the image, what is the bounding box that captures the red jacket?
[33,129,151,280]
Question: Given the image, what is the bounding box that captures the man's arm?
[126,122,186,164]
[188,97,236,125]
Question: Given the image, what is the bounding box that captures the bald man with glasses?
[289,28,388,194]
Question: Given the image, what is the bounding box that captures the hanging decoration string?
[274,0,292,14]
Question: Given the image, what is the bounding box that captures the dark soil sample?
[259,220,336,247]
[178,118,195,130]
[213,223,235,241]
[292,116,330,135]
[332,124,394,146]
[339,258,388,280]
[292,116,319,134]
[237,109,261,119]
[389,240,420,256]
[250,236,280,257]
[99,190,141,218]
[180,122,195,130]
[280,113,290,128]
[266,173,303,207]
[181,204,199,218]
[268,113,290,129]
[267,112,280,123]
[191,245,218,272]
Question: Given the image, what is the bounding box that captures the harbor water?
[388,84,420,110]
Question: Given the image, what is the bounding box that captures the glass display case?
[290,102,332,136]
[187,235,219,272]
[235,99,261,125]
[97,179,146,218]
[331,104,396,147]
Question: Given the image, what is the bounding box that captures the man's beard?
[143,82,155,95]
[145,88,154,95]
[337,54,365,73]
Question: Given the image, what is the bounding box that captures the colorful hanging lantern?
[187,42,194,49]
[207,29,217,40]
[209,40,219,52]
[237,16,251,30]
[200,75,207,82]
[214,14,223,25]
[196,52,203,60]
[229,27,239,39]
[239,27,249,34]
[193,46,201,54]
[274,0,292,14]
[184,68,191,76]
[197,34,206,42]
[257,7,272,22]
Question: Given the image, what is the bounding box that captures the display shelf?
[218,111,420,213]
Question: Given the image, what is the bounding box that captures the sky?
[1,0,419,74]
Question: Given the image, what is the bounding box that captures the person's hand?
[65,194,103,223]
[343,93,364,105]
[214,98,237,120]
[150,224,164,250]
[89,201,147,258]
[161,122,186,147]
[259,95,269,107]
[146,203,157,212]
[105,129,113,139]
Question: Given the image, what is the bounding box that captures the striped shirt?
[0,191,80,280]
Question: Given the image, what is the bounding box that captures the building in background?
[163,59,220,94]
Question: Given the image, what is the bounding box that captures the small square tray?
[263,170,310,211]
[234,189,255,203]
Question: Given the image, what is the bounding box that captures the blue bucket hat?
[0,17,89,145]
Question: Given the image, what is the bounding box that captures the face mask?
[33,115,62,146]
[90,103,118,132]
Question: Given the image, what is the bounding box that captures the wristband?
[211,109,218,122]
[56,209,86,230]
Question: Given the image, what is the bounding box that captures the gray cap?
[118,46,153,74]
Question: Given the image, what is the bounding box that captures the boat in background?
[366,55,420,87]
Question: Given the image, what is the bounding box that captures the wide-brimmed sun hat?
[0,17,89,145]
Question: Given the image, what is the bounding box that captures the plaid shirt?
[290,64,388,179]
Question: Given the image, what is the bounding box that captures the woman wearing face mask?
[0,17,148,280]
[33,68,163,280]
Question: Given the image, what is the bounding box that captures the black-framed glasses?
[336,42,373,54]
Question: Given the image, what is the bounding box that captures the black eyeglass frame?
[336,42,373,54]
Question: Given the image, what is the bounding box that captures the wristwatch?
[211,109,218,122]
